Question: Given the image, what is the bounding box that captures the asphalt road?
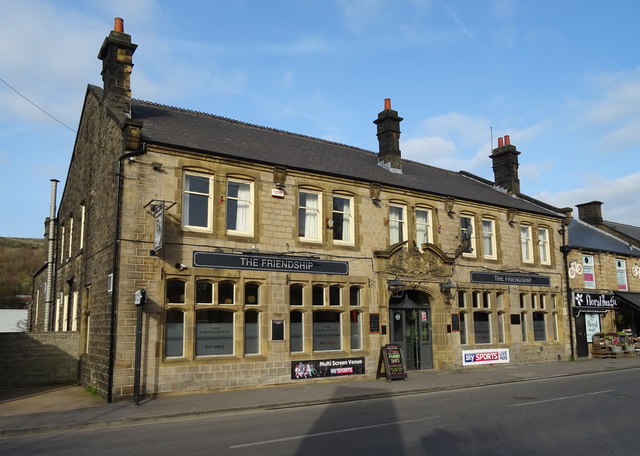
[2,369,638,455]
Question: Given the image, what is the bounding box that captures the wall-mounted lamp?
[326,218,334,230]
[440,279,458,302]
[387,276,405,298]
[507,209,516,227]
[273,166,287,190]
[370,183,382,204]
[175,263,188,271]
[445,197,455,217]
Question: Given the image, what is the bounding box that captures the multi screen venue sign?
[471,271,550,287]
[193,252,349,275]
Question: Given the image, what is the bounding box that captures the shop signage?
[291,357,365,380]
[470,271,550,287]
[376,344,407,381]
[573,292,619,308]
[193,252,349,275]
[462,348,510,366]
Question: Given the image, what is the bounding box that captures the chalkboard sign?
[451,313,460,332]
[376,344,407,382]
[369,313,380,334]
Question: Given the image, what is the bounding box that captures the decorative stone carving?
[375,241,454,279]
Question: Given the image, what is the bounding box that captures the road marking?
[229,416,441,449]
[509,390,614,407]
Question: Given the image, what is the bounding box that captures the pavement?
[1,356,639,438]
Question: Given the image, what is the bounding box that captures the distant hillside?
[0,237,46,308]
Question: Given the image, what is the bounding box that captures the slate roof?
[567,219,640,257]
[602,221,640,243]
[127,95,563,219]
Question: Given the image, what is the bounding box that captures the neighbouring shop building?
[565,203,640,357]
[31,19,572,401]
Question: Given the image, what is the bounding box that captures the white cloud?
[536,172,640,226]
[571,67,640,153]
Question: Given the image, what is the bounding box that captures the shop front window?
[196,310,234,356]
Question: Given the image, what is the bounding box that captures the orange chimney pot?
[384,98,391,110]
[114,17,124,33]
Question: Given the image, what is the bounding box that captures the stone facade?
[30,20,573,401]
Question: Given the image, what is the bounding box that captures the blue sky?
[1,0,639,238]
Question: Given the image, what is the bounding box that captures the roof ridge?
[132,98,377,156]
[604,220,640,230]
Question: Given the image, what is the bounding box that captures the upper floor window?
[616,259,628,291]
[298,190,322,242]
[520,226,533,263]
[460,215,476,257]
[290,284,303,306]
[218,281,235,304]
[227,179,253,236]
[67,216,74,259]
[183,173,213,231]
[349,286,361,306]
[79,203,86,250]
[538,228,551,264]
[332,195,354,244]
[389,204,406,245]
[481,218,497,259]
[59,224,65,264]
[415,209,432,248]
[583,254,595,289]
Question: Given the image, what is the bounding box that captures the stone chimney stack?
[374,98,403,174]
[576,201,604,225]
[98,18,137,116]
[490,135,521,193]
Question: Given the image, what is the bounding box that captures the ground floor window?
[473,312,491,344]
[290,311,303,352]
[196,309,234,356]
[350,310,361,350]
[498,312,505,343]
[521,312,527,341]
[165,309,184,357]
[533,312,546,341]
[313,311,341,351]
[460,312,467,344]
[245,310,259,354]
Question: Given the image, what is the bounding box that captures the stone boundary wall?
[0,332,79,388]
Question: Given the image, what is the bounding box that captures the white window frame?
[460,215,476,257]
[389,204,407,245]
[616,259,628,291]
[415,208,432,249]
[226,178,254,236]
[59,225,65,264]
[538,227,551,265]
[481,218,497,259]
[298,189,322,242]
[332,194,354,245]
[520,225,533,263]
[182,172,213,232]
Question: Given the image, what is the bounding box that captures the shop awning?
[615,292,640,311]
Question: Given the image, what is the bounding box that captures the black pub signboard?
[471,271,550,287]
[193,252,349,275]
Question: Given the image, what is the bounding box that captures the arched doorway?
[389,290,433,370]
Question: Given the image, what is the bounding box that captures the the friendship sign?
[193,252,349,275]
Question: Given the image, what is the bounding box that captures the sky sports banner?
[462,348,510,367]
